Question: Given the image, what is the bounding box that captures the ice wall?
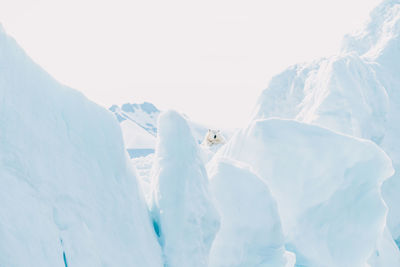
[219,119,397,266]
[150,110,219,267]
[0,25,162,267]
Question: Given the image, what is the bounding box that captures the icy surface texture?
[219,119,397,267]
[150,110,220,267]
[0,26,162,267]
[207,157,294,267]
[253,0,400,244]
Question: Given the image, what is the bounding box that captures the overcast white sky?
[0,0,381,128]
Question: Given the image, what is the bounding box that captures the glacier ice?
[207,157,294,267]
[2,0,400,265]
[368,227,400,267]
[252,0,400,246]
[0,25,162,266]
[219,118,397,267]
[150,110,220,267]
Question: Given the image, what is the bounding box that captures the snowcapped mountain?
[110,102,159,135]
[109,103,159,157]
[252,0,400,249]
[0,24,162,266]
[109,102,210,158]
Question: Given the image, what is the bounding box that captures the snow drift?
[219,119,397,267]
[0,25,162,266]
[252,0,400,244]
[150,110,220,267]
[207,157,295,267]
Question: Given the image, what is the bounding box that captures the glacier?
[252,0,400,246]
[2,0,400,266]
[207,157,295,267]
[218,119,399,266]
[150,110,220,267]
[0,24,162,266]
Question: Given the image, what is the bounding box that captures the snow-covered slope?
[109,103,159,157]
[110,102,159,135]
[150,110,220,267]
[110,103,210,158]
[119,119,156,157]
[252,0,400,245]
[0,25,162,266]
[218,119,399,267]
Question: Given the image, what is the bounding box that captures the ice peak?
[157,110,197,157]
[151,109,219,267]
[342,0,400,59]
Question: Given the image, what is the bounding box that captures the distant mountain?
[109,102,209,157]
[110,102,159,135]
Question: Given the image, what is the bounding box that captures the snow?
[132,153,155,205]
[218,119,396,267]
[150,110,220,267]
[110,102,160,135]
[119,119,156,157]
[207,157,294,267]
[0,26,162,266]
[2,0,400,266]
[342,0,400,63]
[109,103,159,157]
[120,119,156,149]
[110,102,211,156]
[252,0,400,246]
